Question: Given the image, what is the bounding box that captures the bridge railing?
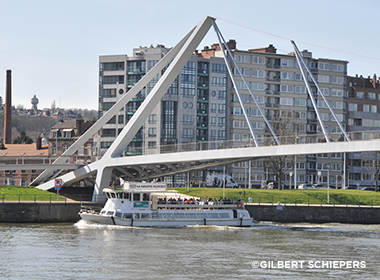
[121,130,380,156]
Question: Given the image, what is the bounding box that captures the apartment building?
[98,44,229,185]
[346,74,380,187]
[99,40,380,189]
[215,44,348,187]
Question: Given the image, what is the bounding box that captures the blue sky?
[1,0,379,110]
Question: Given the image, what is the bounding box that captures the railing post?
[371,200,373,208]
[34,194,36,203]
[18,194,21,203]
[2,193,4,203]
[284,198,286,206]
[271,196,273,206]
[358,199,360,207]
[321,198,323,206]
[258,197,260,206]
[295,198,297,206]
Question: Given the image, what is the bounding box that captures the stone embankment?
[246,204,380,224]
[2,202,380,224]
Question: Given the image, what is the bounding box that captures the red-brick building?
[0,142,51,186]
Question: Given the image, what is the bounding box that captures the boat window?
[116,192,123,199]
[142,193,149,201]
[219,213,230,219]
[133,193,140,202]
[174,213,186,219]
[133,213,140,219]
[123,192,130,200]
[141,213,150,219]
[115,212,122,218]
[162,213,173,219]
[151,212,159,219]
[208,213,219,219]
[198,213,207,219]
[158,213,164,219]
[100,210,106,214]
[106,193,111,199]
[123,213,132,219]
[110,193,116,199]
[107,211,114,216]
[186,213,197,219]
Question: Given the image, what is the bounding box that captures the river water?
[1,221,380,279]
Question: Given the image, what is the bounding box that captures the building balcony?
[265,90,280,95]
[197,109,209,116]
[131,134,143,141]
[197,72,209,76]
[197,85,209,90]
[307,118,318,124]
[127,68,146,75]
[197,98,209,103]
[266,77,280,82]
[196,136,208,142]
[196,124,208,130]
[265,102,279,108]
[266,64,281,69]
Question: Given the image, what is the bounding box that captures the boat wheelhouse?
[79,182,253,227]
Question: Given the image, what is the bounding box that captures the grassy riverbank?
[0,186,64,202]
[172,187,380,206]
[2,185,380,206]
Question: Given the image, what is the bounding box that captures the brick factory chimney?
[36,136,42,150]
[4,70,12,144]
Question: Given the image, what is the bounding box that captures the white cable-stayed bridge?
[2,16,377,202]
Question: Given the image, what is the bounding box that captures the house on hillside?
[48,115,99,164]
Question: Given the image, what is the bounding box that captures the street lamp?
[326,164,331,204]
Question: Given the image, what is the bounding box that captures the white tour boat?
[79,182,253,227]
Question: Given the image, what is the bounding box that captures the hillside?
[0,109,98,141]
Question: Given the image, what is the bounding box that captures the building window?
[182,115,193,125]
[210,103,216,113]
[218,117,225,127]
[357,92,364,99]
[210,117,216,126]
[217,104,226,113]
[218,91,226,100]
[100,62,124,71]
[348,104,358,112]
[162,101,176,139]
[368,92,377,100]
[52,145,57,155]
[148,128,157,137]
[182,129,193,138]
[149,114,157,124]
[317,75,329,83]
[148,141,156,148]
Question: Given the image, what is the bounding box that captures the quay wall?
[246,204,380,224]
[2,202,380,224]
[0,203,81,223]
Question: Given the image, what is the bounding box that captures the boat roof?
[103,188,179,194]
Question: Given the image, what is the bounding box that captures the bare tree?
[362,151,380,192]
[265,110,303,190]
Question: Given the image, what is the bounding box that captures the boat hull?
[79,213,252,227]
